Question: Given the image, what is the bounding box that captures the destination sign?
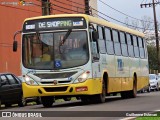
[23,17,87,32]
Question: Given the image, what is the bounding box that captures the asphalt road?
[0,91,160,120]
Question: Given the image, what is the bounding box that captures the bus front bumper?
[22,79,102,98]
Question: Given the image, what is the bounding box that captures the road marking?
[66,106,78,109]
[120,117,136,120]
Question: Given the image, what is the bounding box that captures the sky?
[97,0,160,28]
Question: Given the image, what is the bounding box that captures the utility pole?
[85,0,90,15]
[42,0,51,15]
[141,0,160,72]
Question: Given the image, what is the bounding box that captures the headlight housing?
[24,76,39,85]
[73,71,90,83]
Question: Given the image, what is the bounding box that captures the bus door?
[90,25,107,80]
[91,40,101,79]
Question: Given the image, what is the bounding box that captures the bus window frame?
[133,35,140,58]
[104,27,115,55]
[119,31,128,57]
[112,29,122,56]
[138,37,145,59]
[89,23,100,61]
[97,25,106,54]
[126,33,134,58]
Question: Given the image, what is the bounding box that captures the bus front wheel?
[93,80,106,103]
[41,96,54,107]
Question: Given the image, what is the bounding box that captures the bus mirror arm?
[13,30,22,52]
[89,23,99,41]
[92,56,99,63]
[92,30,99,42]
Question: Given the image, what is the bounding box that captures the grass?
[136,112,160,120]
[55,97,77,102]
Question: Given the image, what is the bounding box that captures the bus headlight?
[24,76,38,85]
[74,71,90,83]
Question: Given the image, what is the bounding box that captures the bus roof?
[24,14,144,37]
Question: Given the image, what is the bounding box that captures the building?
[0,0,97,75]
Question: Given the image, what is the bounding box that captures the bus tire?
[80,96,91,104]
[94,80,106,103]
[36,97,41,105]
[121,91,129,99]
[5,103,11,107]
[0,98,1,108]
[18,95,26,107]
[128,77,137,98]
[41,96,54,107]
[63,97,71,101]
[156,84,159,91]
[147,87,150,93]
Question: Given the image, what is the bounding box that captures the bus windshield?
[22,31,89,70]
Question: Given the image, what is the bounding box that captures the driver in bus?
[41,45,51,62]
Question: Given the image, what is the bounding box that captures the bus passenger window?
[133,36,139,58]
[91,42,99,60]
[127,34,134,57]
[138,37,145,58]
[112,30,121,56]
[105,28,112,41]
[105,28,114,55]
[120,32,128,57]
[98,26,104,40]
[97,26,106,54]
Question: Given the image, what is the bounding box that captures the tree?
[124,16,154,33]
[147,45,158,70]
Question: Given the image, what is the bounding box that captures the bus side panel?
[138,58,149,90]
[121,56,132,91]
[105,54,116,93]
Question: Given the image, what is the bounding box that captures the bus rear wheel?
[128,79,137,98]
[120,91,129,99]
[41,96,54,107]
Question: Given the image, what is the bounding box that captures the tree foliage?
[147,45,158,70]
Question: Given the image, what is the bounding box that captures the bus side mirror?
[13,30,22,52]
[13,41,18,52]
[92,30,99,42]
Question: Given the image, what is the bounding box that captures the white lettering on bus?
[38,22,46,28]
[47,21,60,27]
[26,24,35,30]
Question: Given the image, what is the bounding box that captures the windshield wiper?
[59,29,72,46]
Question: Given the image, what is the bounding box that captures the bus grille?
[34,72,77,79]
[41,80,71,84]
[43,86,68,92]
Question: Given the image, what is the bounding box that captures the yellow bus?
[13,14,149,107]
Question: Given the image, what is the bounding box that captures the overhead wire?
[1,0,154,31]
[64,0,85,7]
[24,0,157,30]
[35,0,72,13]
[50,3,84,13]
[141,0,145,4]
[35,0,88,14]
[51,0,85,11]
[91,7,154,31]
[0,4,41,13]
[0,43,21,48]
[98,0,154,23]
